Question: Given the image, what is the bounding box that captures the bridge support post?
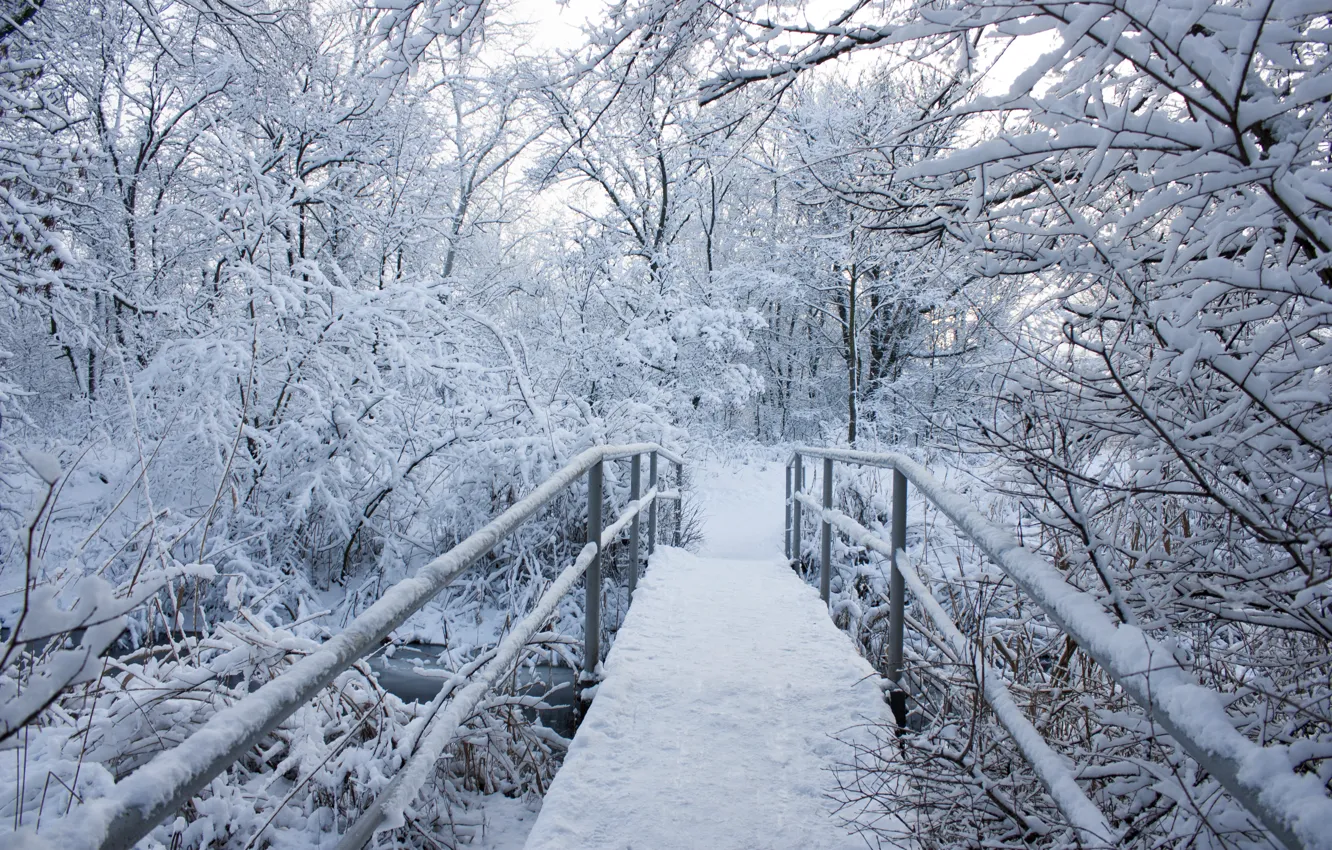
[888,468,908,730]
[585,460,603,680]
[628,454,641,601]
[673,461,683,546]
[648,451,658,554]
[791,453,803,562]
[821,457,833,604]
[784,463,792,558]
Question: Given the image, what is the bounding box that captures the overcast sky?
[502,0,1049,99]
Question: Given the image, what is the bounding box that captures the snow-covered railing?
[336,489,657,849]
[71,443,684,850]
[786,447,1332,850]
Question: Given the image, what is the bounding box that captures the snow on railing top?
[789,446,1332,850]
[793,490,1114,846]
[38,443,679,850]
[336,487,660,849]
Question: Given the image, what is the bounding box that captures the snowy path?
[524,461,888,849]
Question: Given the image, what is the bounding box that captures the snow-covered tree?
[610,0,1332,845]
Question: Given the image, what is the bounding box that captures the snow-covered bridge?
[24,446,1332,850]
[525,463,886,849]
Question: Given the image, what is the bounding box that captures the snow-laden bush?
[0,0,749,843]
[813,460,1313,850]
[1,576,573,848]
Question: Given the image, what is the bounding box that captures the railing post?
[648,451,658,554]
[784,463,792,558]
[584,460,603,679]
[888,467,908,729]
[628,454,641,601]
[821,457,833,604]
[791,453,803,562]
[672,460,683,547]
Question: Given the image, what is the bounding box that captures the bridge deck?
[524,463,889,849]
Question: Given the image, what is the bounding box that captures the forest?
[1,0,1329,847]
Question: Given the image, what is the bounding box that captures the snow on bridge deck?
[524,461,889,850]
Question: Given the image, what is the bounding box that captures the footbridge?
[34,445,1332,850]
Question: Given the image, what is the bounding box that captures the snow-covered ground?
[693,454,789,561]
[470,794,545,849]
[522,457,888,848]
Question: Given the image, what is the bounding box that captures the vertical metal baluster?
[584,460,603,680]
[792,453,803,562]
[648,451,658,554]
[628,454,641,601]
[673,461,683,547]
[785,463,792,558]
[821,457,833,604]
[888,468,908,730]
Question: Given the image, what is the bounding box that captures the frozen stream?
[367,645,580,737]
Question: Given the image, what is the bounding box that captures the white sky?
[502,0,1051,97]
[506,0,609,52]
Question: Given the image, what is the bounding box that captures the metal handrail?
[787,445,1332,850]
[793,490,1112,845]
[67,443,684,850]
[337,487,660,848]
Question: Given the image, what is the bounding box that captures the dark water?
[366,644,579,737]
[2,626,580,738]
